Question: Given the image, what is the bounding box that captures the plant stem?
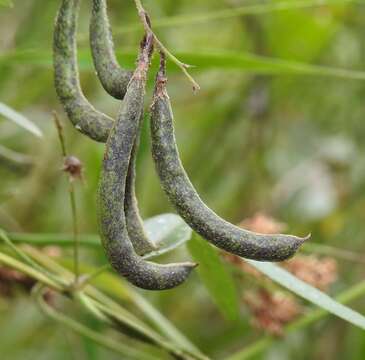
[8,232,100,247]
[53,112,80,283]
[133,0,200,91]
[69,187,80,280]
[23,246,207,360]
[227,280,365,360]
[33,285,159,360]
[0,251,64,291]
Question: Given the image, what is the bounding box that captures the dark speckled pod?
[98,36,196,290]
[54,0,112,142]
[150,57,309,262]
[53,0,155,255]
[90,0,132,100]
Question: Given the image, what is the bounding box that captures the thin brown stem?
[133,0,200,91]
[53,112,80,283]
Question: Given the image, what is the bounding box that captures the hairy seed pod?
[98,35,196,290]
[150,56,309,262]
[54,0,155,254]
[124,113,157,255]
[54,0,113,142]
[90,0,132,100]
[89,0,155,253]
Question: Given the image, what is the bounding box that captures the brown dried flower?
[0,267,35,297]
[283,255,337,291]
[244,289,301,336]
[239,212,287,234]
[62,155,83,182]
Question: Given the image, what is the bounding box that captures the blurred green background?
[0,0,365,359]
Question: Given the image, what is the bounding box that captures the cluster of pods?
[53,0,309,291]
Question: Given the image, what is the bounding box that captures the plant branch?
[133,0,200,91]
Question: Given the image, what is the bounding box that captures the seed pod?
[150,55,309,262]
[54,0,112,142]
[90,0,132,100]
[54,0,155,255]
[98,35,196,290]
[124,113,157,255]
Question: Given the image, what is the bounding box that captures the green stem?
[0,229,45,271]
[0,251,64,291]
[23,246,207,359]
[227,280,365,360]
[8,232,100,248]
[33,285,159,360]
[69,186,80,280]
[53,112,80,283]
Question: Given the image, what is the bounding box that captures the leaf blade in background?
[188,234,239,322]
[143,213,192,259]
[247,260,365,330]
[0,102,42,137]
[3,49,365,82]
[109,0,361,35]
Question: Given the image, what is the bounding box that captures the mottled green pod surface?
[98,36,195,290]
[54,0,155,255]
[90,0,132,100]
[124,113,157,255]
[54,0,112,142]
[150,62,308,262]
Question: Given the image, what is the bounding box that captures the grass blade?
[246,260,365,329]
[188,234,239,321]
[0,102,42,137]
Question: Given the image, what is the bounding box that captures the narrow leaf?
[247,260,365,330]
[188,234,239,321]
[3,48,365,82]
[0,102,42,137]
[111,0,362,35]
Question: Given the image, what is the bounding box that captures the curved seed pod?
[90,0,132,100]
[98,35,196,290]
[54,0,112,142]
[124,113,157,255]
[89,0,155,253]
[150,56,309,262]
[54,0,155,254]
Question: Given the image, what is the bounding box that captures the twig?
[133,0,200,91]
[53,112,80,284]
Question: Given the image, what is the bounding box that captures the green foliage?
[188,234,239,322]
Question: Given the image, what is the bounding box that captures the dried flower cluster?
[224,213,338,335]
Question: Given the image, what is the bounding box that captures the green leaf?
[188,234,239,321]
[143,214,192,259]
[3,48,365,81]
[246,260,365,330]
[107,0,361,35]
[0,102,42,137]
